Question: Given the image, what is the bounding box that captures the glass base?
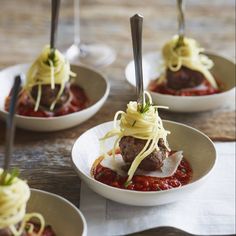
[65,43,116,68]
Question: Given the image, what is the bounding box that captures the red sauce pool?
[93,151,192,192]
[5,83,89,117]
[149,79,221,96]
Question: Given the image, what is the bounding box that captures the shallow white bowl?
[28,189,87,236]
[125,52,235,112]
[0,64,110,131]
[71,121,216,206]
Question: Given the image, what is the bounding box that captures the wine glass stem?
[74,0,81,45]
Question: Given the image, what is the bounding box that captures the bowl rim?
[71,120,217,196]
[30,188,87,236]
[125,51,236,99]
[0,63,110,121]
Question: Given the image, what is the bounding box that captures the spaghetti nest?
[0,169,45,236]
[25,45,76,111]
[101,92,170,182]
[161,35,217,89]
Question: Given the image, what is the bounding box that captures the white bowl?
[0,63,110,131]
[125,52,235,112]
[71,120,216,206]
[28,189,87,236]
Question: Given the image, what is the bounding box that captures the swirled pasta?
[25,45,75,111]
[161,35,217,88]
[0,169,45,236]
[100,92,170,182]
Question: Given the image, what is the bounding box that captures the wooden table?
[0,0,235,235]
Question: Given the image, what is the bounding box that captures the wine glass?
[65,0,116,68]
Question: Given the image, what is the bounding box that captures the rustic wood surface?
[0,0,235,235]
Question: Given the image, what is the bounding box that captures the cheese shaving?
[161,35,218,89]
[100,151,183,178]
[25,45,76,111]
[100,92,170,182]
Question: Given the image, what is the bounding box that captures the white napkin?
[80,142,235,236]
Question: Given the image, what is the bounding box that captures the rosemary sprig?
[124,180,132,188]
[137,97,152,114]
[45,49,56,66]
[48,48,55,62]
[0,168,19,186]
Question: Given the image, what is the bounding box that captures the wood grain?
[0,0,235,235]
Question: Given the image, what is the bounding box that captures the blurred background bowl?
[0,63,110,131]
[125,52,235,112]
[28,189,87,236]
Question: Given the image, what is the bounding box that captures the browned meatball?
[119,136,168,171]
[166,66,205,90]
[31,83,69,109]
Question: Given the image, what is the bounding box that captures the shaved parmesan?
[100,151,183,178]
[100,155,126,176]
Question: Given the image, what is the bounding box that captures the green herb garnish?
[124,180,132,188]
[0,168,19,186]
[48,48,55,61]
[137,97,152,114]
[44,49,57,66]
[25,224,30,232]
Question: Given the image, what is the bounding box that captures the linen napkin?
[80,142,235,236]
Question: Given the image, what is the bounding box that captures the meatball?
[119,136,168,171]
[31,83,69,109]
[166,66,205,90]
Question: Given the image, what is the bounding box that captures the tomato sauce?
[5,84,89,117]
[149,79,221,96]
[93,151,192,191]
